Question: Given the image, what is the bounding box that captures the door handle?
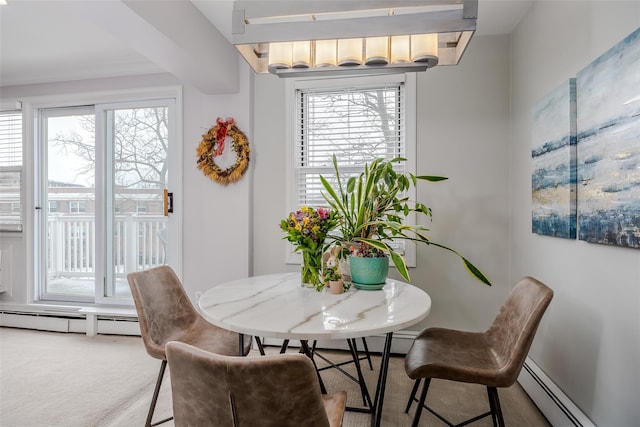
[163,189,174,216]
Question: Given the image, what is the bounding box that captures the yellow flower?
[295,223,302,231]
[303,217,310,226]
[312,225,320,233]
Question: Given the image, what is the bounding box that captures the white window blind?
[294,83,405,208]
[0,111,23,231]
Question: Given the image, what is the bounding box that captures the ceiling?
[0,0,534,89]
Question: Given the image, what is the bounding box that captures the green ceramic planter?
[349,256,389,285]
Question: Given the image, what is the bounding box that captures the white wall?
[252,35,513,332]
[510,2,640,426]
[181,61,253,299]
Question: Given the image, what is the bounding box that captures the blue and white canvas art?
[576,27,640,248]
[532,79,577,239]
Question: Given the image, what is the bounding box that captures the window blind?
[0,111,23,231]
[294,83,405,208]
[294,82,406,254]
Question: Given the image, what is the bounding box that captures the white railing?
[46,213,167,280]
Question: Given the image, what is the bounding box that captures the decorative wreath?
[196,117,250,185]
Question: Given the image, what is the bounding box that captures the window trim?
[285,73,417,267]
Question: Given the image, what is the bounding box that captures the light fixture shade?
[314,39,337,67]
[390,35,410,63]
[411,34,439,63]
[292,41,311,68]
[365,36,389,65]
[337,38,363,66]
[268,42,292,72]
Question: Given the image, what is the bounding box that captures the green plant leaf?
[346,177,356,193]
[415,175,448,182]
[390,250,410,282]
[428,241,492,286]
[462,258,492,286]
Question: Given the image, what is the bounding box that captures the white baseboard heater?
[0,308,140,336]
[520,358,595,427]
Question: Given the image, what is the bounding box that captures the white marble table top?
[198,272,431,341]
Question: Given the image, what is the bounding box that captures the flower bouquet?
[280,206,340,290]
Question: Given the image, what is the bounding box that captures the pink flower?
[317,208,330,220]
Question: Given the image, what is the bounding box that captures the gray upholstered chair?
[166,341,347,427]
[128,265,251,427]
[404,276,553,427]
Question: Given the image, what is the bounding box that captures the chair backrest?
[127,266,199,359]
[166,341,332,427]
[486,276,553,387]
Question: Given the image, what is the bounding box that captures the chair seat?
[405,327,510,388]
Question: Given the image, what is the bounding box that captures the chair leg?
[405,378,422,413]
[487,386,505,427]
[411,378,431,427]
[146,360,173,427]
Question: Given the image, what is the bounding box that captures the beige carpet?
[0,327,550,427]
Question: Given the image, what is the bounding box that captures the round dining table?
[198,272,431,427]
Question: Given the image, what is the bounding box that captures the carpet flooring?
[0,327,550,427]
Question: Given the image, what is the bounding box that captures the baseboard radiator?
[0,309,140,336]
[0,312,594,426]
[519,358,595,427]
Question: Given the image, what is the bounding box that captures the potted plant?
[320,155,490,286]
[322,265,347,294]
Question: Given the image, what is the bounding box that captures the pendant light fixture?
[232,0,477,77]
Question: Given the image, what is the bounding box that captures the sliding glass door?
[40,106,96,301]
[37,99,178,304]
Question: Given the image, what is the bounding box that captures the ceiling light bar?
[231,0,477,77]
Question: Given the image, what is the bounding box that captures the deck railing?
[46,213,167,280]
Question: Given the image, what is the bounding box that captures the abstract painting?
[532,78,577,239]
[576,27,640,248]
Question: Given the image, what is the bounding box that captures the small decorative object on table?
[280,206,339,290]
[322,263,350,294]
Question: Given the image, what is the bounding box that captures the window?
[136,202,148,213]
[287,74,417,265]
[67,201,87,214]
[0,110,23,231]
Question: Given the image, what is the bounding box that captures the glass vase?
[301,250,322,288]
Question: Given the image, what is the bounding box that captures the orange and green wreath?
[196,117,250,185]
